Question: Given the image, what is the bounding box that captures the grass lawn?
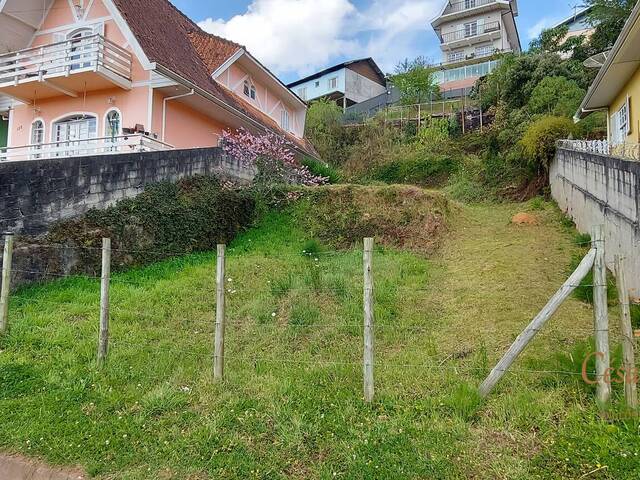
[0,195,638,479]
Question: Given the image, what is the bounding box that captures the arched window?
[105,110,121,139]
[53,113,97,156]
[30,119,45,159]
[68,28,93,70]
[31,120,44,145]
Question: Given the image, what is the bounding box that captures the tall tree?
[585,0,636,51]
[391,57,439,105]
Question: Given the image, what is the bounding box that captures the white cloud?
[527,17,563,40]
[198,0,441,77]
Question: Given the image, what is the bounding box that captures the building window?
[31,119,44,145]
[612,97,631,143]
[243,81,250,97]
[30,119,45,159]
[281,109,290,131]
[328,77,338,90]
[250,85,256,100]
[475,45,494,57]
[105,110,121,140]
[53,114,98,157]
[464,21,478,38]
[315,81,320,87]
[465,0,476,8]
[298,87,307,100]
[447,51,465,63]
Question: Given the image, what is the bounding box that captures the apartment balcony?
[0,34,132,102]
[0,134,172,162]
[439,21,501,50]
[433,0,513,27]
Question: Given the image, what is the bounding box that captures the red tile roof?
[111,0,316,157]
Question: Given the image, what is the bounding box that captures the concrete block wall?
[550,148,640,300]
[0,147,255,235]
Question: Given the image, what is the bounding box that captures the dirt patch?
[511,212,539,226]
[0,454,85,480]
[299,184,451,254]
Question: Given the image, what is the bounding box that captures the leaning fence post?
[592,225,611,405]
[97,238,111,367]
[479,247,597,397]
[214,244,226,380]
[363,238,375,403]
[0,233,14,334]
[615,255,637,409]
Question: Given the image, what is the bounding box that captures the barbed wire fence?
[0,228,637,409]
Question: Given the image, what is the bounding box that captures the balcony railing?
[558,140,640,161]
[0,134,173,162]
[440,21,501,44]
[444,0,497,15]
[0,34,132,88]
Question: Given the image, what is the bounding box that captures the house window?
[243,81,250,97]
[250,85,256,100]
[30,119,45,159]
[475,45,494,57]
[298,87,307,100]
[315,81,320,87]
[105,110,121,140]
[53,114,98,157]
[68,28,93,70]
[612,97,631,143]
[464,21,478,38]
[31,120,44,145]
[447,51,465,63]
[281,109,290,131]
[328,77,338,90]
[465,0,476,9]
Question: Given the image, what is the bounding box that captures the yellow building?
[576,1,640,145]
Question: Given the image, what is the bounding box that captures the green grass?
[0,198,639,478]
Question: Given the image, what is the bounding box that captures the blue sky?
[170,0,579,84]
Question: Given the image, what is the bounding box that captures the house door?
[0,116,7,150]
[54,115,97,156]
[69,29,93,70]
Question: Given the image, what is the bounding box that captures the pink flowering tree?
[221,128,327,187]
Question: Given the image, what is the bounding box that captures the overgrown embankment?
[297,184,451,254]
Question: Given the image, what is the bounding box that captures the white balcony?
[0,134,173,162]
[0,34,132,102]
[439,21,502,50]
[433,0,514,27]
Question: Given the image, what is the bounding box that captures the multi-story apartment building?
[431,0,521,95]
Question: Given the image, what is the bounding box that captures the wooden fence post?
[615,255,637,409]
[214,244,226,381]
[363,238,375,403]
[0,233,14,334]
[97,238,111,367]
[479,247,597,397]
[592,225,611,405]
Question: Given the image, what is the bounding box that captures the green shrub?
[520,116,576,174]
[370,154,459,187]
[300,156,341,184]
[47,175,255,272]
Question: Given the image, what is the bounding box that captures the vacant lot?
[0,190,637,479]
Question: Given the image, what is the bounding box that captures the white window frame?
[612,96,631,143]
[465,0,477,9]
[475,45,494,57]
[328,77,338,90]
[29,118,45,159]
[104,108,122,141]
[281,109,290,132]
[447,51,465,63]
[464,21,478,38]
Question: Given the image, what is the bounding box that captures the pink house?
[0,0,315,161]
